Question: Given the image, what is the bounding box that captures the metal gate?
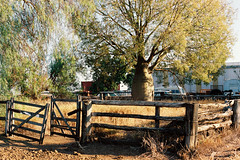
[50,96,81,141]
[5,98,49,144]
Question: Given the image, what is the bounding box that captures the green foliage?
[49,39,79,98]
[87,54,130,93]
[79,0,234,88]
[0,1,96,99]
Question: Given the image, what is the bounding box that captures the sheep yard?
[1,98,240,159]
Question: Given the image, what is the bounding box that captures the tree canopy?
[0,0,95,98]
[79,0,234,100]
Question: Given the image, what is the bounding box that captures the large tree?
[79,0,234,100]
[0,0,95,98]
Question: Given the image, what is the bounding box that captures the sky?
[227,0,240,62]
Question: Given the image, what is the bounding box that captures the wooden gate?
[50,96,81,141]
[5,98,49,144]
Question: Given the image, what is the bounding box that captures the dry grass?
[1,98,224,140]
[91,104,185,127]
[1,98,237,159]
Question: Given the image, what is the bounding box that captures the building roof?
[226,62,240,69]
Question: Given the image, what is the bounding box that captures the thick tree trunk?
[132,62,154,101]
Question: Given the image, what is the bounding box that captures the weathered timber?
[198,118,225,125]
[51,108,66,135]
[81,101,92,144]
[198,108,227,115]
[50,96,55,136]
[12,124,41,134]
[0,101,7,104]
[14,101,46,108]
[232,99,240,129]
[10,132,40,142]
[13,117,43,126]
[54,102,76,136]
[82,96,99,100]
[52,117,77,122]
[198,120,232,132]
[51,124,77,130]
[8,98,14,136]
[91,100,187,107]
[92,123,184,134]
[9,108,45,118]
[5,101,10,136]
[76,96,81,140]
[185,104,198,150]
[91,112,184,121]
[67,108,81,116]
[11,107,45,133]
[40,104,49,144]
[4,98,49,144]
[53,98,77,102]
[50,96,81,141]
[199,103,232,109]
[198,110,233,121]
[155,106,160,128]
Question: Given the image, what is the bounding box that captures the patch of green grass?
[0,104,5,117]
[0,104,6,128]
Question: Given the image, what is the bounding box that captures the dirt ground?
[1,128,240,160]
[0,130,177,160]
[0,133,140,160]
[1,130,240,160]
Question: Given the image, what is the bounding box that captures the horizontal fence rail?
[5,98,49,144]
[197,101,235,133]
[81,100,196,149]
[91,100,187,107]
[1,96,240,150]
[50,96,81,141]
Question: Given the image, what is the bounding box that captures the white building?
[153,62,240,94]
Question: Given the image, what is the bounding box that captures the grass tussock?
[177,128,240,160]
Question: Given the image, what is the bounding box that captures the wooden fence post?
[8,98,14,136]
[5,101,10,136]
[100,93,104,100]
[50,96,54,136]
[232,99,240,129]
[40,104,50,144]
[76,95,82,141]
[185,104,198,150]
[155,106,160,128]
[81,101,92,144]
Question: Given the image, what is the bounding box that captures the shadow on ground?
[0,133,143,157]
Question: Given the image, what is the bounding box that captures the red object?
[81,81,93,92]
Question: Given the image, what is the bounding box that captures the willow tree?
[0,0,95,98]
[80,0,234,100]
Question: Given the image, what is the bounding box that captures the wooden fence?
[81,100,240,149]
[50,96,81,141]
[1,97,240,149]
[5,98,49,144]
[80,100,198,149]
[198,100,237,132]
